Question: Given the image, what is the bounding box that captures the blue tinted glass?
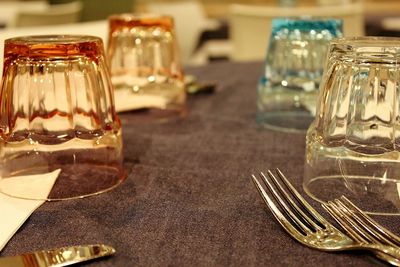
[256,18,343,132]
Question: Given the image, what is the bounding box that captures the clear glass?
[107,14,186,120]
[304,37,400,216]
[257,18,343,132]
[0,35,125,201]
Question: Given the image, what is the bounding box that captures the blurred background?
[0,0,399,66]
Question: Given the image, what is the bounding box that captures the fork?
[323,196,400,249]
[251,169,400,266]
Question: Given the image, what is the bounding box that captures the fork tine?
[259,171,312,234]
[267,169,324,231]
[333,199,390,245]
[322,202,367,243]
[325,200,382,244]
[251,174,308,238]
[323,202,400,266]
[338,196,400,247]
[274,168,327,228]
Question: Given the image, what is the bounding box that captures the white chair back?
[229,2,365,61]
[14,1,83,27]
[146,1,220,65]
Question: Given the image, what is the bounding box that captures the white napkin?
[114,89,168,113]
[0,169,60,251]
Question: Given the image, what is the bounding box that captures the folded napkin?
[114,89,168,113]
[0,169,60,251]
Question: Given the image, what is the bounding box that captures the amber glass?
[304,37,400,215]
[107,14,186,119]
[0,35,125,201]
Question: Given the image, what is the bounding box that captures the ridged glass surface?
[257,18,343,132]
[107,14,186,118]
[304,37,400,215]
[0,35,125,200]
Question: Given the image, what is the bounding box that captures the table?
[0,61,398,266]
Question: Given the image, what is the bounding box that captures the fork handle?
[375,252,400,266]
[366,245,400,266]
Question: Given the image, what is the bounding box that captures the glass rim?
[108,13,174,33]
[108,13,173,22]
[270,17,343,36]
[5,34,102,45]
[3,35,105,62]
[331,36,400,48]
[271,17,342,22]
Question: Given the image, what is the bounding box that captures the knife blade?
[0,244,115,267]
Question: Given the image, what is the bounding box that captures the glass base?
[0,132,125,201]
[257,111,314,133]
[113,82,187,122]
[304,128,400,216]
[0,165,127,201]
[304,175,400,216]
[257,84,317,133]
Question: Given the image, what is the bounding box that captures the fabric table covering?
[1,61,398,266]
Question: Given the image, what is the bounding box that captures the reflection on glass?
[304,37,400,216]
[107,14,186,119]
[0,35,125,201]
[257,18,342,132]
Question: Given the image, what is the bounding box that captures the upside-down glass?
[0,35,125,201]
[304,37,400,216]
[257,18,343,132]
[107,14,186,118]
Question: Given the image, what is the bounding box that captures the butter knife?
[0,244,115,267]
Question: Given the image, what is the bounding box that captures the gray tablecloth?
[1,61,398,266]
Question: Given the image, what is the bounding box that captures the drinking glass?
[107,14,186,119]
[304,37,400,216]
[257,18,343,132]
[0,35,125,201]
